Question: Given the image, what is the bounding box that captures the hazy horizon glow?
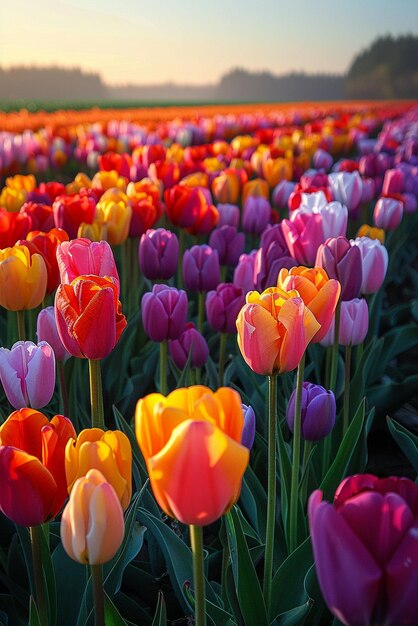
[1,0,417,86]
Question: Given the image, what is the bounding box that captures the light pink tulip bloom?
[0,341,55,409]
[328,171,363,214]
[37,306,70,362]
[373,197,403,230]
[320,298,368,347]
[350,237,389,295]
[56,238,120,292]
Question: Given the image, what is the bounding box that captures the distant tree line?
[0,34,417,103]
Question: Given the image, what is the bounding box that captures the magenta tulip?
[168,322,209,369]
[37,306,70,362]
[350,237,388,295]
[373,197,403,230]
[315,236,362,301]
[56,238,120,291]
[205,283,245,334]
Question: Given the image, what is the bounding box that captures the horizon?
[1,0,418,86]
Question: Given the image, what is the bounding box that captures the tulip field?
[0,100,418,626]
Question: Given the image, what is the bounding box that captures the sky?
[1,0,417,85]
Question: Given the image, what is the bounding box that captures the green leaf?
[104,591,130,626]
[303,564,330,626]
[52,544,89,626]
[225,508,268,626]
[276,419,292,547]
[270,602,312,626]
[387,417,418,473]
[368,375,418,416]
[270,536,312,620]
[150,591,166,626]
[113,405,148,484]
[29,597,41,626]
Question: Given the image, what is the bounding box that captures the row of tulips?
[0,101,417,626]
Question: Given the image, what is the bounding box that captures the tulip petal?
[0,408,48,459]
[278,297,320,372]
[73,288,116,359]
[236,303,282,375]
[86,482,125,564]
[385,521,418,625]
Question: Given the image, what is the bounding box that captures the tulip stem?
[343,344,352,436]
[329,300,341,392]
[177,228,185,289]
[16,309,26,342]
[91,564,105,626]
[189,525,206,626]
[289,353,305,553]
[57,360,69,418]
[197,291,205,335]
[88,359,105,429]
[30,525,48,626]
[218,333,227,387]
[263,374,277,614]
[300,440,312,509]
[159,340,168,395]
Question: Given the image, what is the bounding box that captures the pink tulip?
[0,341,55,409]
[328,171,363,215]
[37,306,70,362]
[56,238,120,291]
[350,237,388,294]
[281,212,324,265]
[320,298,368,347]
[373,197,403,230]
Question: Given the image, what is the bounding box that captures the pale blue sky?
[1,0,417,84]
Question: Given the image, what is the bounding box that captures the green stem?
[218,333,228,387]
[197,291,205,335]
[343,344,352,437]
[57,360,69,417]
[88,359,104,429]
[221,265,227,282]
[289,353,305,553]
[90,564,105,626]
[329,300,341,392]
[190,525,206,626]
[16,309,26,341]
[300,440,312,510]
[356,341,364,372]
[324,345,332,390]
[263,374,277,613]
[30,526,48,626]
[159,340,168,395]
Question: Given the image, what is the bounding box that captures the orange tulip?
[0,244,47,311]
[236,287,320,375]
[277,266,341,343]
[0,408,76,526]
[242,178,270,205]
[135,386,249,526]
[356,224,385,244]
[65,428,132,510]
[211,169,243,204]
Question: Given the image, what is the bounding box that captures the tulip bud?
[0,244,47,311]
[241,404,256,450]
[382,168,404,196]
[0,341,55,409]
[350,237,388,294]
[205,283,245,334]
[61,469,124,565]
[56,238,120,292]
[320,298,369,347]
[141,284,188,342]
[312,149,333,171]
[216,203,240,228]
[328,171,363,215]
[271,180,296,209]
[37,306,70,362]
[168,322,209,369]
[315,236,362,301]
[233,250,257,294]
[286,382,336,441]
[209,226,245,268]
[182,245,220,292]
[373,197,403,230]
[138,228,179,280]
[242,196,271,235]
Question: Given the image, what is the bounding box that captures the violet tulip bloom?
[315,236,362,301]
[272,180,296,209]
[373,197,403,231]
[168,322,209,369]
[286,382,336,441]
[382,168,404,196]
[242,196,271,235]
[294,201,348,240]
[205,283,245,334]
[0,341,55,409]
[320,298,369,347]
[254,224,294,291]
[350,237,388,295]
[209,225,245,268]
[141,285,188,342]
[328,171,363,215]
[241,404,255,450]
[233,250,257,295]
[312,149,333,171]
[37,306,70,362]
[182,244,220,292]
[216,203,240,228]
[281,212,324,266]
[56,238,120,291]
[309,474,418,626]
[138,228,179,281]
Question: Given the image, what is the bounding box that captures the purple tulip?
[168,322,209,369]
[0,341,56,409]
[253,224,294,291]
[350,237,388,295]
[205,283,245,334]
[242,196,271,235]
[320,298,369,347]
[141,284,188,342]
[209,225,245,268]
[241,404,256,450]
[308,474,418,626]
[373,197,403,230]
[312,148,333,171]
[37,306,70,362]
[182,244,220,292]
[315,236,362,301]
[233,250,257,295]
[286,382,336,441]
[271,180,296,209]
[360,177,376,204]
[138,228,179,280]
[216,203,240,228]
[382,168,404,196]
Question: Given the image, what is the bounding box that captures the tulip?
[286,382,336,441]
[0,244,47,311]
[241,404,256,450]
[0,208,32,248]
[360,177,376,204]
[281,212,325,266]
[52,193,96,239]
[91,170,127,193]
[182,245,220,292]
[205,283,245,335]
[135,386,249,525]
[61,468,124,565]
[211,170,243,204]
[312,149,333,171]
[20,227,69,294]
[271,180,296,210]
[373,197,403,230]
[315,236,362,301]
[382,168,404,196]
[65,428,132,510]
[242,178,270,205]
[96,198,132,246]
[164,185,205,228]
[253,224,294,291]
[308,474,418,626]
[37,306,70,362]
[168,322,209,369]
[356,224,385,244]
[209,226,245,268]
[98,151,131,178]
[138,228,179,281]
[216,203,240,228]
[149,161,181,189]
[0,341,55,409]
[0,408,76,526]
[328,170,363,215]
[233,250,257,295]
[19,203,53,233]
[55,275,126,359]
[262,157,292,188]
[320,298,369,347]
[350,237,389,294]
[242,196,271,235]
[236,287,320,376]
[56,238,120,292]
[141,284,188,342]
